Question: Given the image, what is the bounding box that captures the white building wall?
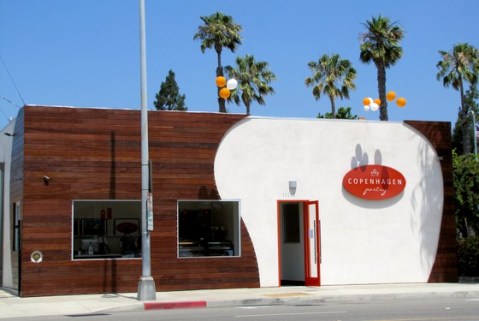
[215,117,443,286]
[0,119,15,288]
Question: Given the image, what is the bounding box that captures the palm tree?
[452,87,479,155]
[305,53,357,118]
[224,54,276,115]
[360,15,404,121]
[193,12,242,113]
[437,43,479,154]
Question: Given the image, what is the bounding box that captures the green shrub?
[457,236,479,276]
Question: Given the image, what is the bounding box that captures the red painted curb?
[144,301,207,310]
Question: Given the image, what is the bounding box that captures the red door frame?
[277,200,321,286]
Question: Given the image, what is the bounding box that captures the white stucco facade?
[215,117,443,286]
[1,119,15,288]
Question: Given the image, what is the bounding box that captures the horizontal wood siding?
[405,120,458,282]
[19,106,258,297]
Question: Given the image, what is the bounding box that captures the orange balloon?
[216,76,226,87]
[396,97,407,107]
[219,87,230,99]
[373,98,381,105]
[362,97,372,105]
[386,91,396,101]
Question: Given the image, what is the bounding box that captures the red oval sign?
[342,165,406,200]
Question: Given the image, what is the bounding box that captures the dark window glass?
[178,200,240,258]
[72,200,141,260]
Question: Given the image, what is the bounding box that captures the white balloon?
[364,105,370,112]
[370,103,379,111]
[367,97,373,105]
[226,78,238,90]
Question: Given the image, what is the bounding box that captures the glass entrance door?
[304,201,320,286]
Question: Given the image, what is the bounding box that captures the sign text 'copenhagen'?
[342,165,406,200]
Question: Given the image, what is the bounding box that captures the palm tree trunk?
[216,50,227,113]
[377,64,388,121]
[459,80,471,154]
[245,102,251,116]
[329,95,336,118]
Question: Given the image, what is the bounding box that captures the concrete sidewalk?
[1,283,479,319]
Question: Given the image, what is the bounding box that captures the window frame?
[71,199,141,260]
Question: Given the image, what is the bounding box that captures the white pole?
[137,0,156,301]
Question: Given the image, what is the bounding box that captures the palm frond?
[305,53,357,116]
[225,54,276,115]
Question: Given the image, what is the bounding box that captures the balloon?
[216,76,226,88]
[386,91,396,101]
[370,103,379,111]
[362,97,373,105]
[226,78,238,90]
[219,87,230,99]
[396,97,407,107]
[364,105,370,112]
[373,98,381,105]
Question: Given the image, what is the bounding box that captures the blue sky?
[1,0,478,130]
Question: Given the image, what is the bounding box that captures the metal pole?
[471,110,478,161]
[137,0,156,301]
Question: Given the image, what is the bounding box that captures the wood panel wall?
[405,120,458,282]
[14,106,258,297]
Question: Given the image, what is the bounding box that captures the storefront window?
[72,200,141,259]
[178,200,240,258]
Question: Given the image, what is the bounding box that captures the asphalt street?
[2,297,479,321]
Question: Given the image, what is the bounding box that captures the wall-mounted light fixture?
[43,175,50,186]
[289,180,297,196]
[4,132,15,137]
[30,250,43,263]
